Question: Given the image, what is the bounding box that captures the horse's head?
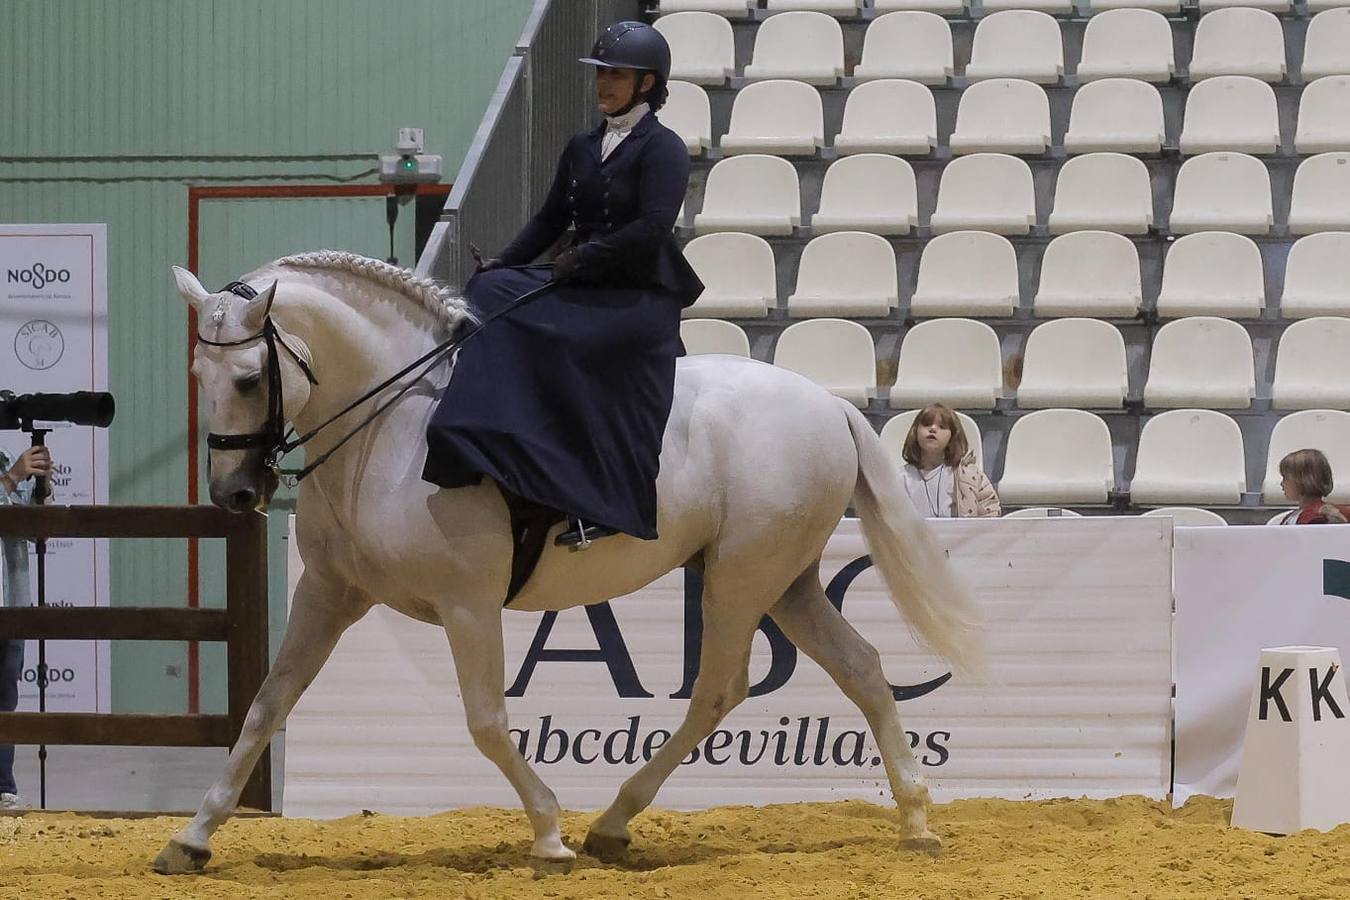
[173,266,316,512]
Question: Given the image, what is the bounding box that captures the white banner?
[284,516,1173,817]
[1173,524,1350,805]
[0,224,110,713]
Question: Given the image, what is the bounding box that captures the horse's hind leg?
[583,575,765,860]
[769,564,942,854]
[154,571,366,874]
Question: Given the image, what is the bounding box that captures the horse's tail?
[842,401,986,678]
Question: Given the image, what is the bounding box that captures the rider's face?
[595,67,654,114]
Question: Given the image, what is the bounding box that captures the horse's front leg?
[442,597,573,862]
[153,572,366,874]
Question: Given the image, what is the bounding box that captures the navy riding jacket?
[497,112,704,307]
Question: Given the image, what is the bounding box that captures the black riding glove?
[552,246,583,283]
[470,242,504,274]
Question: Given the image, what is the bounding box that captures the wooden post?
[226,510,272,812]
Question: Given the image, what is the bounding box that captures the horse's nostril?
[231,489,256,510]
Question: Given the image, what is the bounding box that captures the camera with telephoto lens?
[0,390,115,431]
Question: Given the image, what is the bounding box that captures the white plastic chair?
[655,12,737,85]
[854,13,953,84]
[660,81,712,156]
[1199,0,1290,8]
[834,80,938,155]
[1295,77,1350,154]
[766,0,864,15]
[659,0,754,15]
[773,319,877,407]
[719,80,824,156]
[1168,153,1273,235]
[694,155,801,236]
[985,0,1073,14]
[1017,319,1129,408]
[875,0,967,14]
[812,155,919,235]
[1188,9,1287,82]
[1302,10,1350,80]
[1064,79,1166,154]
[1089,0,1181,16]
[999,409,1116,504]
[1048,153,1154,234]
[891,319,1004,409]
[1140,507,1229,526]
[1131,409,1246,504]
[680,319,752,356]
[1309,0,1350,12]
[681,232,777,318]
[930,153,1036,235]
[1034,231,1143,318]
[788,232,900,317]
[1280,233,1350,318]
[1076,10,1176,83]
[1262,410,1350,502]
[964,11,1065,84]
[1144,317,1255,408]
[910,231,1020,317]
[1180,77,1280,155]
[1271,318,1350,410]
[949,79,1051,155]
[1289,153,1350,235]
[1002,506,1084,517]
[1155,232,1265,317]
[744,11,845,85]
[880,409,985,471]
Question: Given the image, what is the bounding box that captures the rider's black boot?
[555,517,619,550]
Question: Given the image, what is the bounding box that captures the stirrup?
[555,517,617,551]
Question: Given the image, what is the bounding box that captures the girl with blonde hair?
[1276,448,1350,525]
[899,403,1000,518]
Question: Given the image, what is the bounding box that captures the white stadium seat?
[1288,153,1350,234]
[719,80,824,156]
[1199,0,1289,10]
[985,0,1072,14]
[1063,78,1166,154]
[1168,153,1272,235]
[930,153,1036,235]
[1271,318,1350,410]
[743,11,844,85]
[1280,233,1350,318]
[680,319,752,356]
[1048,152,1154,235]
[964,11,1064,84]
[1075,11,1176,83]
[1140,507,1229,526]
[812,154,919,235]
[659,0,754,15]
[1262,409,1350,503]
[880,409,985,470]
[1088,0,1180,14]
[694,155,801,236]
[1179,76,1280,155]
[891,318,1003,409]
[910,231,1020,317]
[681,233,777,318]
[1295,77,1350,154]
[876,0,966,13]
[1143,316,1255,408]
[1131,409,1246,504]
[854,13,954,85]
[1188,9,1286,82]
[788,232,900,317]
[1302,10,1350,80]
[833,80,938,155]
[998,409,1116,504]
[1310,0,1350,11]
[1003,506,1084,517]
[1033,231,1143,318]
[655,12,736,85]
[1017,318,1129,408]
[949,79,1051,155]
[773,319,876,407]
[659,81,712,156]
[766,0,863,15]
[1155,232,1265,318]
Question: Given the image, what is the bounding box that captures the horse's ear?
[241,281,278,331]
[172,266,211,310]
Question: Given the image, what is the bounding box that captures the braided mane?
[274,250,471,328]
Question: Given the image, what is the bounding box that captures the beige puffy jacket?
[952,450,1001,518]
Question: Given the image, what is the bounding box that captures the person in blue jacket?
[423,21,703,553]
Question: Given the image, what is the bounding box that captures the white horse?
[154,251,982,875]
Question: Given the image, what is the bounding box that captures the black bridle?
[197,277,554,485]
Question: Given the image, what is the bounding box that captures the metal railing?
[416,0,640,288]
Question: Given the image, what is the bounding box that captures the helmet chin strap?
[605,74,648,118]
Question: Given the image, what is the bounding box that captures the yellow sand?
[2,796,1348,899]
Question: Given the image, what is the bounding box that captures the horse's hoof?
[900,831,943,857]
[582,830,631,862]
[153,838,212,875]
[529,855,576,877]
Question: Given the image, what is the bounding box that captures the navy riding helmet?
[578,21,672,111]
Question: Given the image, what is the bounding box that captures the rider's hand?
[475,257,504,275]
[552,247,582,283]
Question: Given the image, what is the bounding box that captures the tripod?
[26,427,51,809]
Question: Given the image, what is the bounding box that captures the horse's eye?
[235,373,262,393]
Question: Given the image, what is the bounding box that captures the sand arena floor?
[2,796,1348,899]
